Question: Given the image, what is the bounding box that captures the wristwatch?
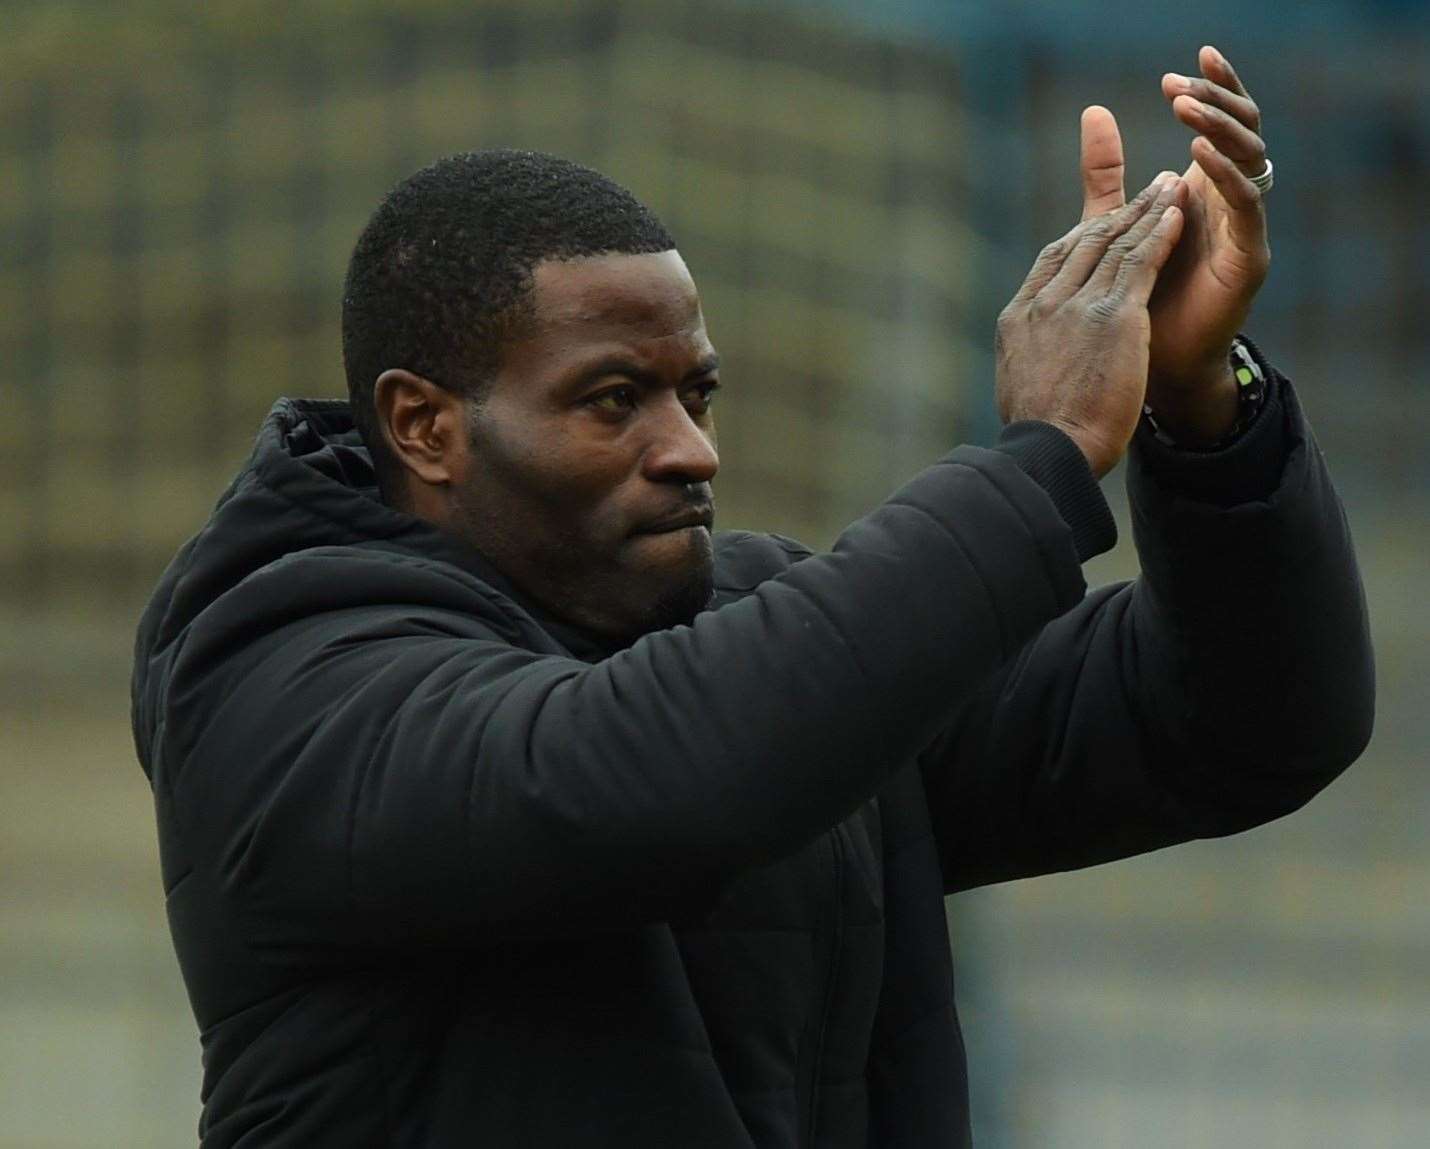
[1141,337,1269,451]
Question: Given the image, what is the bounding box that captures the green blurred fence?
[0,0,978,636]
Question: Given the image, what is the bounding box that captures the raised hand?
[1079,45,1272,444]
[997,174,1188,478]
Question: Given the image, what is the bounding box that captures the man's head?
[342,151,721,641]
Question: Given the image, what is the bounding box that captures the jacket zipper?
[803,824,845,1146]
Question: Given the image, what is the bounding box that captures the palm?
[1146,159,1259,385]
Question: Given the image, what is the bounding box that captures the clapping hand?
[1079,45,1272,444]
[997,176,1188,478]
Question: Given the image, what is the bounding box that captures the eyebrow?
[576,352,720,387]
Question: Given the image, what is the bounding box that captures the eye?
[683,380,720,415]
[587,386,637,415]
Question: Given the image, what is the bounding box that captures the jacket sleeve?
[921,367,1375,892]
[162,444,1092,958]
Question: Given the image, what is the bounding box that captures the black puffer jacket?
[132,363,1372,1147]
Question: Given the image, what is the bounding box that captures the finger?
[1053,174,1180,299]
[1200,44,1251,100]
[1042,178,1162,302]
[1197,45,1271,181]
[1010,219,1093,304]
[1189,136,1269,255]
[1110,203,1185,309]
[1080,105,1126,222]
[1079,176,1186,295]
[1011,178,1157,305]
[1161,73,1260,135]
[1171,94,1267,176]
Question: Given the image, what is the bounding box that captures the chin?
[514,528,717,642]
[637,570,715,636]
[621,530,716,636]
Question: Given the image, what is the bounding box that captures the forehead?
[526,250,705,340]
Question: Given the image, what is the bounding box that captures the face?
[446,250,720,640]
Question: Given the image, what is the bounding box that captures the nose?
[641,394,719,485]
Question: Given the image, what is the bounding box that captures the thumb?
[1080,106,1126,221]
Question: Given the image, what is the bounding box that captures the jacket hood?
[130,398,509,780]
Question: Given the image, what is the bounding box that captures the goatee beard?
[637,561,716,636]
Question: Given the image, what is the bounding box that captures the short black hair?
[341,149,676,497]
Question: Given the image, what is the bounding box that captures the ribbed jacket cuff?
[994,421,1117,562]
[1131,337,1289,507]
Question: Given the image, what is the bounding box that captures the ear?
[372,368,467,489]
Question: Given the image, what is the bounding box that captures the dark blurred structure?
[2,2,1425,1145]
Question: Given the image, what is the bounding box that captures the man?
[133,46,1372,1147]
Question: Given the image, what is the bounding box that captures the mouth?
[633,505,714,535]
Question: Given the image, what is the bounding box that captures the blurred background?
[2,1,1425,1145]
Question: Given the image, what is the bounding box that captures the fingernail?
[1165,72,1189,90]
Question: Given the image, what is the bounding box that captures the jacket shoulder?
[207,544,528,645]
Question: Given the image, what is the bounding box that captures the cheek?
[534,444,631,519]
[510,445,635,542]
[467,409,639,538]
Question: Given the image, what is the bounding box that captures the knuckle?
[1083,295,1122,324]
[1132,178,1164,206]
